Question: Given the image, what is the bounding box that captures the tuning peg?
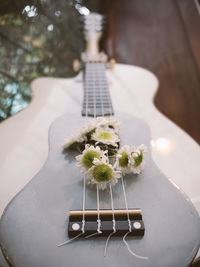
[73,59,82,72]
[107,58,116,69]
[82,12,105,33]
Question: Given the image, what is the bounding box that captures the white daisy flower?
[62,133,87,149]
[63,117,121,150]
[130,144,148,174]
[79,119,97,136]
[91,127,120,147]
[114,145,133,175]
[62,119,98,150]
[76,144,108,172]
[87,158,121,190]
[95,117,121,131]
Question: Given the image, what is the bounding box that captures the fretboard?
[82,62,114,117]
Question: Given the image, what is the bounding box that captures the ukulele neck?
[81,13,113,118]
[82,62,114,117]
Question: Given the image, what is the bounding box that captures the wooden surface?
[102,0,200,144]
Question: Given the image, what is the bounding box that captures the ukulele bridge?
[68,209,145,237]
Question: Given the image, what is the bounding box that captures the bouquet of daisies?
[62,117,121,155]
[62,117,147,190]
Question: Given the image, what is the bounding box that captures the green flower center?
[133,153,143,167]
[118,152,129,167]
[98,131,113,140]
[82,151,100,169]
[93,164,113,182]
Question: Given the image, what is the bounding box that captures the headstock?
[81,12,107,62]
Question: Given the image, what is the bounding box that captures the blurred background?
[0,1,200,266]
[0,0,200,142]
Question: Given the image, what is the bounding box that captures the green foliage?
[0,0,92,121]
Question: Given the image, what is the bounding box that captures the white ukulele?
[0,12,200,264]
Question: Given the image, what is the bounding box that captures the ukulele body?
[0,111,200,267]
[0,64,200,216]
[0,64,200,266]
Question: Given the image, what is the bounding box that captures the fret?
[83,103,111,108]
[82,62,114,117]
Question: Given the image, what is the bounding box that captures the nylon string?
[100,63,116,250]
[58,64,90,247]
[121,175,148,260]
[104,183,116,256]
[58,63,148,259]
[102,63,113,117]
[100,69,116,253]
[85,64,102,238]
